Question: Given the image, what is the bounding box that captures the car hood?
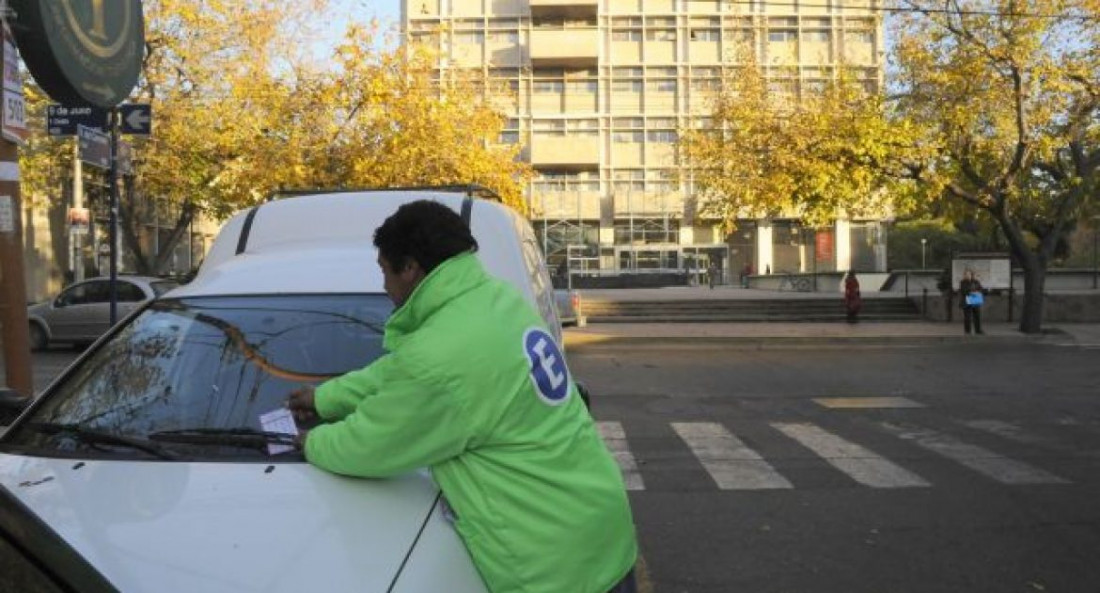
[0,453,441,593]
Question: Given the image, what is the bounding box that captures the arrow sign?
[119,103,152,135]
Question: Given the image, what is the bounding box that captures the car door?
[116,280,149,319]
[42,281,100,341]
[65,280,112,341]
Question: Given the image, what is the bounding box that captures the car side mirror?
[0,388,30,426]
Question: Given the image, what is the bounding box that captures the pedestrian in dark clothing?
[843,270,861,323]
[960,269,985,334]
[707,262,719,289]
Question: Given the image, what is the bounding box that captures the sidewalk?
[564,320,1100,349]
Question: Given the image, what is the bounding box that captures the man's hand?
[287,385,318,424]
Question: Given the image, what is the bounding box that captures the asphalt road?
[13,340,1100,593]
[570,340,1100,593]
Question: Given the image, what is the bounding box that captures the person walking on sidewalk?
[960,268,985,334]
[708,261,719,289]
[843,270,862,323]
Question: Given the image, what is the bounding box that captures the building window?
[646,29,676,42]
[645,80,677,93]
[487,31,518,43]
[690,29,720,41]
[847,31,875,44]
[768,30,797,42]
[613,131,644,143]
[612,30,642,41]
[691,77,719,91]
[533,81,564,93]
[566,119,599,136]
[647,169,678,192]
[804,30,831,42]
[534,171,599,192]
[532,119,566,135]
[612,80,643,93]
[613,219,680,245]
[646,130,678,143]
[455,32,484,44]
[613,169,645,193]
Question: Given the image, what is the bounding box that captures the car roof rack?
[268,184,501,202]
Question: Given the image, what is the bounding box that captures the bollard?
[922,288,928,318]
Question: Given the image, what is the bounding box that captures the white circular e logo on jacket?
[523,328,570,405]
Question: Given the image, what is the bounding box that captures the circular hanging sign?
[11,0,144,108]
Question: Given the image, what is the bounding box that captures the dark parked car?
[26,276,178,350]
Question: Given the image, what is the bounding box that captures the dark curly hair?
[373,200,479,274]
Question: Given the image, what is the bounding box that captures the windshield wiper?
[24,422,179,461]
[147,427,299,454]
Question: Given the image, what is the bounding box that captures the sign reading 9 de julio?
[10,1,144,109]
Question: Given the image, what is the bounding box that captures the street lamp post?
[921,238,927,270]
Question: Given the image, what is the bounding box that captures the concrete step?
[581,297,922,323]
[588,313,924,323]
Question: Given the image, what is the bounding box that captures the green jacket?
[305,252,637,593]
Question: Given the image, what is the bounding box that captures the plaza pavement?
[563,286,1100,349]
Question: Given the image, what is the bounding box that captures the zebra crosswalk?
[595,418,1087,491]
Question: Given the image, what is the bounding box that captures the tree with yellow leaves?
[683,1,1100,333]
[21,1,530,276]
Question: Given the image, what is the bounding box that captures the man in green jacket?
[288,200,638,593]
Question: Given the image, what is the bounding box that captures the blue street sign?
[77,124,111,170]
[119,103,152,135]
[46,104,108,136]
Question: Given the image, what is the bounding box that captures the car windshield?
[2,295,392,460]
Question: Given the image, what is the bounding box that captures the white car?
[0,188,564,592]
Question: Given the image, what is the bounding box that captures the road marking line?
[881,423,1070,485]
[772,422,930,488]
[962,419,1100,459]
[596,421,645,491]
[813,396,925,409]
[671,422,792,490]
[960,419,1050,447]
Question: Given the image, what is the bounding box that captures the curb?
[563,329,1065,350]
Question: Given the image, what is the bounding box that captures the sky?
[315,0,403,57]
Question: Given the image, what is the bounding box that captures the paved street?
[8,333,1100,592]
[570,339,1100,593]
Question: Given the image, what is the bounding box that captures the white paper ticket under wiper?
[259,408,298,455]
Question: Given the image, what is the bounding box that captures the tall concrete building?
[403,0,887,285]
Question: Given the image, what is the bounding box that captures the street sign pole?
[72,139,84,281]
[108,107,119,324]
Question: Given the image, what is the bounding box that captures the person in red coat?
[844,270,861,323]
